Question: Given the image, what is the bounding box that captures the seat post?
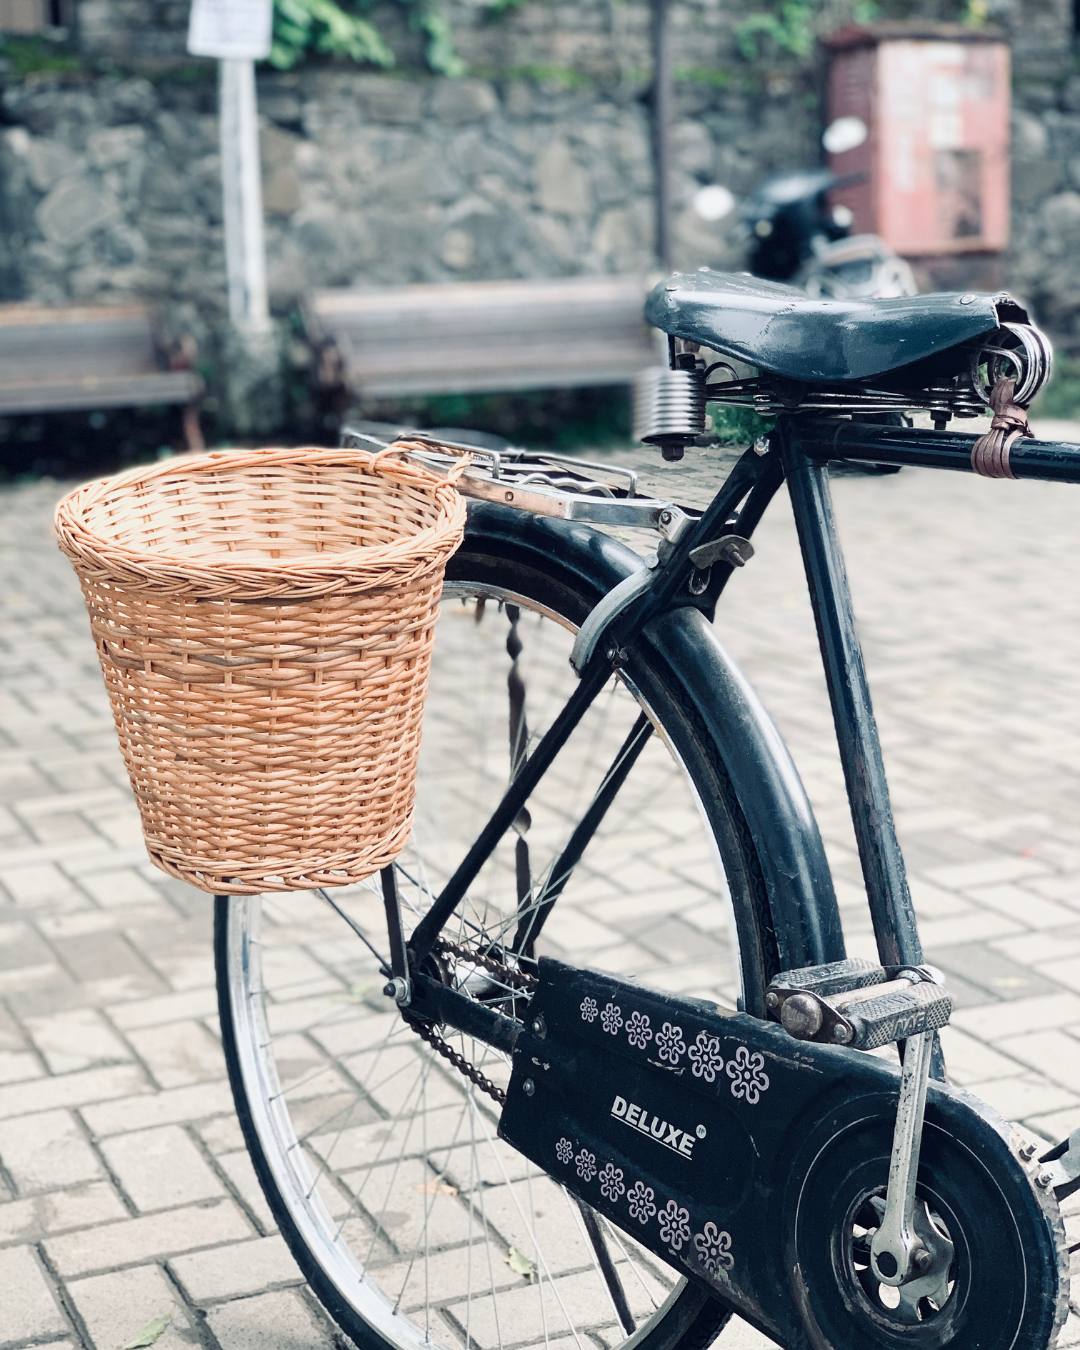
[775,417,922,973]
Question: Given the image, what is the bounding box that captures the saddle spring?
[633,362,708,461]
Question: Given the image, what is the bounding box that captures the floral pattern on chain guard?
[498,957,1052,1348]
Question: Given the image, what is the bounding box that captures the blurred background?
[0,0,1076,476]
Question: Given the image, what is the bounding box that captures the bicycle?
[212,271,1074,1350]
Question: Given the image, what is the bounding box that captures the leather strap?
[970,376,1030,479]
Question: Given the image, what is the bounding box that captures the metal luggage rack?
[340,426,699,540]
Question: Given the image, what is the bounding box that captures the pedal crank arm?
[381,866,411,1004]
[870,1029,937,1285]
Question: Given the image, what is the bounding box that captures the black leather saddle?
[645,271,1030,385]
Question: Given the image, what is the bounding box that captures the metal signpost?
[652,0,672,271]
[188,0,281,433]
[188,0,273,333]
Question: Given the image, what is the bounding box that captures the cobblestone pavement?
[4,425,1080,1350]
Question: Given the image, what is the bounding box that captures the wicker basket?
[55,443,466,894]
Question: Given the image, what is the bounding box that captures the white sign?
[188,0,273,61]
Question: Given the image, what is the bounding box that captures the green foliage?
[506,1247,538,1282]
[270,0,393,70]
[475,63,593,88]
[362,386,632,450]
[408,2,467,79]
[0,35,80,78]
[733,0,989,64]
[269,0,466,75]
[707,403,775,446]
[121,1311,174,1350]
[735,1,817,60]
[674,65,740,89]
[1032,358,1080,421]
[734,0,879,64]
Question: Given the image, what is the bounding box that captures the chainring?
[784,1095,1069,1349]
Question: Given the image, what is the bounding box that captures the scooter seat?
[645,271,1030,385]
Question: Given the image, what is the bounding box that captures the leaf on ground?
[506,1246,537,1282]
[120,1309,174,1350]
[336,982,375,1003]
[414,1177,458,1196]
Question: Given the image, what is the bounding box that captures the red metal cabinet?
[826,25,1010,260]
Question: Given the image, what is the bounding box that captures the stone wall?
[0,0,831,319]
[1007,81,1080,350]
[0,0,825,432]
[0,0,1078,436]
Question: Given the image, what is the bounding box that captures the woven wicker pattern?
[55,444,466,893]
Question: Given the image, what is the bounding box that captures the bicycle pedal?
[766,959,951,1050]
[767,956,888,1000]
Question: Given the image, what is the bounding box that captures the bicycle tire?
[215,502,784,1350]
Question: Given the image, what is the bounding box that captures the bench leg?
[182,401,205,452]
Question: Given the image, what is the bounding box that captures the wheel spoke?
[574,1197,636,1334]
[408,655,611,963]
[513,712,654,958]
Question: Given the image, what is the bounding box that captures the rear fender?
[454,501,844,974]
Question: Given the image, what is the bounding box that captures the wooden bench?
[303,275,660,402]
[0,303,205,448]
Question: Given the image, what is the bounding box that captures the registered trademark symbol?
[696,1124,707,1139]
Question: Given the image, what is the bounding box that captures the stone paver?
[168,1235,304,1304]
[67,1263,194,1350]
[205,1289,337,1350]
[0,1242,69,1346]
[45,1198,254,1277]
[0,1108,102,1192]
[3,432,1080,1348]
[100,1124,226,1212]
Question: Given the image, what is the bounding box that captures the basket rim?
[54,444,467,599]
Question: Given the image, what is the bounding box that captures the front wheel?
[215,510,781,1350]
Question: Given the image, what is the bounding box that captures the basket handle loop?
[442,453,473,484]
[373,441,473,484]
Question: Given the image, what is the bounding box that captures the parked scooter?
[795,232,918,301]
[740,166,852,281]
[738,164,917,300]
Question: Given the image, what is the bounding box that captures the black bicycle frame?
[779,416,1080,973]
[409,416,1080,1004]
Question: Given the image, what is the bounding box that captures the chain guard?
[499,959,1067,1350]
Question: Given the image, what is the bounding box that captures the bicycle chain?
[434,936,539,991]
[408,1016,509,1105]
[403,937,538,1107]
